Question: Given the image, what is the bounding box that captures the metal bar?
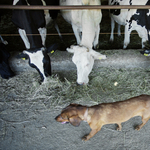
[0,5,150,10]
[0,33,139,36]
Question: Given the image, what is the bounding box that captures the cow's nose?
[77,82,84,85]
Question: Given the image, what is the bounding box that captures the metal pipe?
[0,32,139,36]
[0,5,150,10]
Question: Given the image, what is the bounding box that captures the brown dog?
[55,95,150,141]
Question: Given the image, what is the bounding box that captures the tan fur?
[55,95,150,141]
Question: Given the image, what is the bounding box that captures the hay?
[1,68,150,112]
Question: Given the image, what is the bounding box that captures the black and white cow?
[109,0,150,49]
[12,0,59,82]
[0,36,15,79]
[60,0,106,84]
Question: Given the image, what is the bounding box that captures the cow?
[109,0,150,49]
[60,0,102,49]
[12,0,59,82]
[60,0,106,84]
[0,36,15,79]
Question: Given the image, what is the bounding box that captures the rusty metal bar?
[0,5,150,10]
[0,32,139,36]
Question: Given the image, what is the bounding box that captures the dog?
[55,95,150,141]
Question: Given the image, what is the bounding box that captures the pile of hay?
[1,67,150,111]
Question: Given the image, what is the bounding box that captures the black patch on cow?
[128,0,150,44]
[128,0,132,11]
[43,50,51,77]
[129,0,132,5]
[110,1,121,16]
[128,0,150,28]
[0,43,15,79]
[12,0,46,49]
[12,0,46,29]
[45,0,59,20]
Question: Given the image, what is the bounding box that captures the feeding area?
[1,67,150,149]
[1,1,150,149]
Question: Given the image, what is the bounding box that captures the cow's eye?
[85,63,89,67]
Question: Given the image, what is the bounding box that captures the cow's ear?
[69,115,82,127]
[16,52,29,60]
[46,43,58,54]
[23,50,30,55]
[66,47,75,53]
[90,49,107,60]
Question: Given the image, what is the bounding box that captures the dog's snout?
[55,115,59,121]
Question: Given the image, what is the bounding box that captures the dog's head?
[55,103,86,127]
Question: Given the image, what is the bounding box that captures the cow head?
[23,47,51,82]
[67,45,106,85]
[22,44,58,83]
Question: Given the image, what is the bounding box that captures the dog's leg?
[82,129,99,141]
[135,117,150,130]
[116,123,122,131]
[82,123,103,141]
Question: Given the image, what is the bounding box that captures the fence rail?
[0,5,150,10]
[0,32,140,37]
[1,5,150,37]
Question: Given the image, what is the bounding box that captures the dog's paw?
[82,135,88,141]
[116,124,122,131]
[116,127,121,131]
[135,125,140,131]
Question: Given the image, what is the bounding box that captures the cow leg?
[18,29,30,49]
[72,25,81,44]
[123,23,131,49]
[38,27,47,46]
[142,38,147,48]
[0,35,8,45]
[110,17,115,42]
[93,25,100,49]
[137,29,148,49]
[117,24,121,36]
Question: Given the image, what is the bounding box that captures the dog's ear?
[63,103,79,111]
[70,103,82,107]
[69,115,82,127]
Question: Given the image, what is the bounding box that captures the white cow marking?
[23,48,46,81]
[18,29,30,49]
